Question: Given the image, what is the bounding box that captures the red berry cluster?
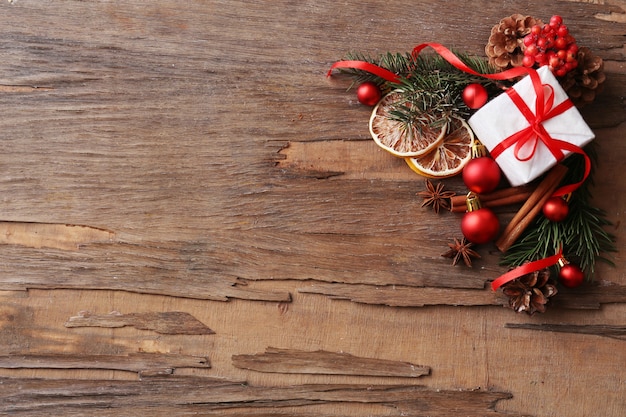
[522,15,579,77]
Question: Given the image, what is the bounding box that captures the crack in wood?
[0,221,114,251]
[505,323,626,340]
[0,84,54,92]
[299,282,503,307]
[298,281,626,309]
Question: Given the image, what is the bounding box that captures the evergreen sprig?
[337,51,506,130]
[387,76,458,131]
[500,143,617,279]
[339,50,501,88]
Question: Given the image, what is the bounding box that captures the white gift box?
[468,66,595,187]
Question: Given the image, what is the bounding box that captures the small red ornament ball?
[462,83,488,109]
[461,207,500,244]
[462,157,501,194]
[559,264,584,288]
[542,196,569,222]
[356,82,382,106]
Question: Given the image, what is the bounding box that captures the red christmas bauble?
[356,82,382,106]
[462,83,488,109]
[461,207,500,244]
[559,264,584,288]
[542,196,569,222]
[462,157,501,194]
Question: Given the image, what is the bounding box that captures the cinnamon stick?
[450,185,533,213]
[495,164,568,252]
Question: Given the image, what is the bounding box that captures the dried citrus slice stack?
[369,91,447,157]
[405,116,474,178]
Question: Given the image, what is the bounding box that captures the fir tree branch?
[336,51,506,128]
[337,50,506,97]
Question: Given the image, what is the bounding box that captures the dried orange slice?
[369,91,447,158]
[405,117,474,178]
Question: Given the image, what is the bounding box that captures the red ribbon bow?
[487,79,590,197]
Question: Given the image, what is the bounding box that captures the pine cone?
[486,14,543,69]
[501,268,558,315]
[560,46,606,106]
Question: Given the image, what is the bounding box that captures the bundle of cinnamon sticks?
[449,186,533,213]
[451,164,568,252]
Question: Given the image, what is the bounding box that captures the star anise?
[442,237,481,267]
[417,179,455,214]
[501,268,558,315]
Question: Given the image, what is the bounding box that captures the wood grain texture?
[232,347,431,377]
[0,242,293,301]
[0,376,523,417]
[65,310,215,335]
[0,1,624,416]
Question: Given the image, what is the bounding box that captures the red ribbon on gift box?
[487,82,590,198]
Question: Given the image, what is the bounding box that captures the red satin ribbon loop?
[326,60,400,83]
[491,249,563,291]
[411,42,536,83]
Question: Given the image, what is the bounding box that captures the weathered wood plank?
[64,310,215,335]
[0,2,624,417]
[0,232,498,294]
[0,353,210,375]
[0,376,523,417]
[0,242,292,302]
[551,281,626,309]
[232,347,430,377]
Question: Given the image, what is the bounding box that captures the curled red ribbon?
[326,60,400,83]
[491,249,563,291]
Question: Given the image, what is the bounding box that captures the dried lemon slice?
[405,117,474,178]
[369,91,447,158]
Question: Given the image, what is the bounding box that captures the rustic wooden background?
[0,1,624,416]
